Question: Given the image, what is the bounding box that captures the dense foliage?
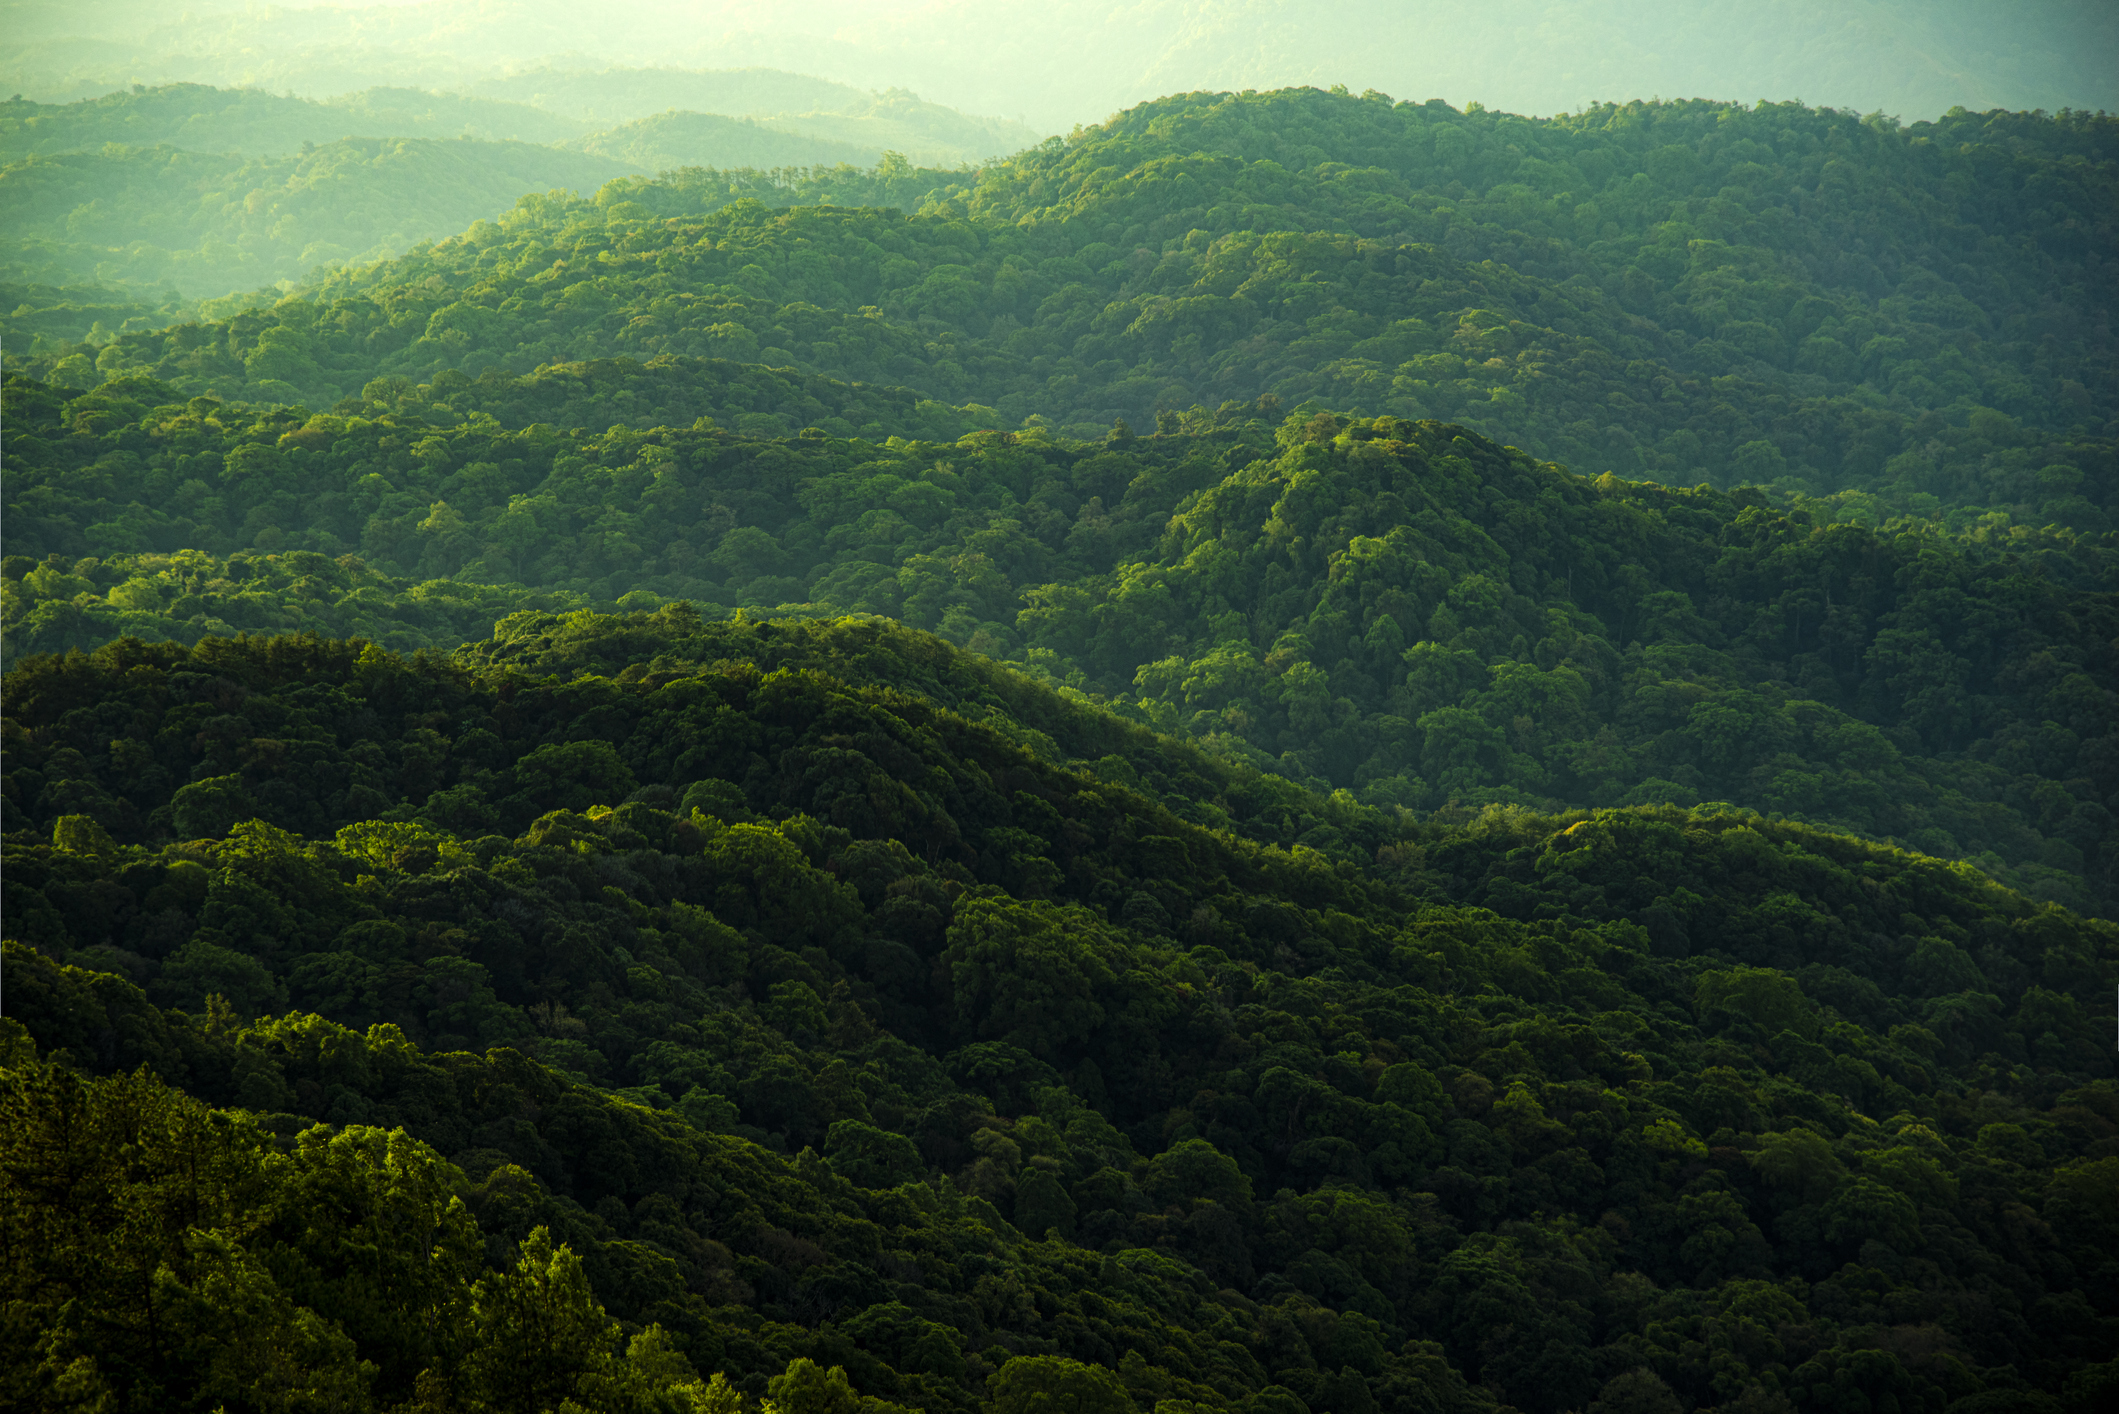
[5,75,2119,1414]
[6,367,2113,909]
[15,90,2112,523]
[4,623,2116,1413]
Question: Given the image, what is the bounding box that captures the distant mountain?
[563,98,1042,177]
[0,71,1039,172]
[33,88,2112,494]
[476,69,1038,164]
[0,135,636,295]
[0,74,1033,301]
[794,0,2119,129]
[569,111,884,176]
[765,89,1043,167]
[470,65,876,126]
[0,83,592,156]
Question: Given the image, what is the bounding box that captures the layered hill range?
[5,87,2117,912]
[2,63,2117,1414]
[4,609,2117,1413]
[0,73,1040,297]
[11,88,2112,509]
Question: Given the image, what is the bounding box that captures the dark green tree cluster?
[13,90,2111,523]
[0,1024,747,1413]
[0,364,1231,659]
[3,622,2117,1413]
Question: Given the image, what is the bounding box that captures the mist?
[7,0,2115,130]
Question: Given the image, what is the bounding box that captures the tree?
[1748,1127,1845,1207]
[0,1059,370,1413]
[942,898,1121,1060]
[1143,1139,1253,1214]
[170,774,260,838]
[1696,968,1817,1039]
[506,740,638,817]
[770,1358,863,1414]
[260,1124,482,1398]
[1014,1166,1077,1239]
[1821,1177,1919,1253]
[1587,1369,1681,1414]
[824,1120,925,1189]
[463,1227,620,1414]
[987,1356,1135,1414]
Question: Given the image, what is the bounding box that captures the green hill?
[0,77,1044,303]
[4,78,2118,1414]
[0,278,198,357]
[5,369,2114,913]
[0,76,1041,173]
[2,617,2115,1412]
[18,90,2113,519]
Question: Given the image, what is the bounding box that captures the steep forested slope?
[18,91,2112,523]
[6,367,2114,910]
[3,622,2116,1413]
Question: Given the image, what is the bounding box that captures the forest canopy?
[3,621,2116,1414]
[5,373,2114,912]
[11,90,2111,523]
[3,69,2117,1414]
